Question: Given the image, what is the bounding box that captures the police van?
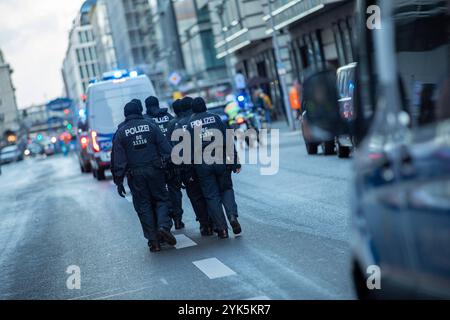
[85,70,156,180]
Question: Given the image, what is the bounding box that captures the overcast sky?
[0,0,85,108]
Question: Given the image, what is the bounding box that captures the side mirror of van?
[301,68,343,142]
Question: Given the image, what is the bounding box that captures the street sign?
[168,72,182,86]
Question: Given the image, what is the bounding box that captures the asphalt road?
[0,124,355,299]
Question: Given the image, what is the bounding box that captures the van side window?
[393,1,449,128]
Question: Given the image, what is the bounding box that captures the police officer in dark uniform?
[167,97,213,236]
[112,100,177,252]
[188,97,242,239]
[111,99,144,175]
[145,96,185,230]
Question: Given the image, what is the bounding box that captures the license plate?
[100,152,111,162]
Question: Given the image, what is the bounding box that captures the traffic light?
[64,109,70,116]
[67,123,73,130]
[36,134,43,141]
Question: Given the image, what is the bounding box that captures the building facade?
[172,0,229,101]
[148,0,185,100]
[104,0,155,73]
[208,0,357,120]
[207,0,290,117]
[269,0,356,82]
[62,1,101,109]
[88,0,118,73]
[0,49,19,142]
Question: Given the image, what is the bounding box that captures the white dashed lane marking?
[193,258,236,279]
[174,234,197,249]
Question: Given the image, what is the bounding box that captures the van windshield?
[88,81,152,133]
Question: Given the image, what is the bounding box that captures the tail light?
[80,136,89,150]
[91,131,100,152]
[236,117,245,125]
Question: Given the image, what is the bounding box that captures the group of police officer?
[111,96,242,253]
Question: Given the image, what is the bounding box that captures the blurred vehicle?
[300,70,339,156]
[224,100,260,147]
[77,132,91,173]
[304,0,450,298]
[26,142,44,156]
[0,145,23,164]
[86,70,156,180]
[336,62,357,158]
[43,142,55,156]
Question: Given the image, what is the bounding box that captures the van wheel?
[338,144,351,158]
[323,141,335,155]
[305,142,318,155]
[96,168,106,181]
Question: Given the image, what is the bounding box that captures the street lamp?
[216,3,235,93]
[267,0,295,130]
[185,28,200,95]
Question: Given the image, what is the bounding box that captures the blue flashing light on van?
[100,69,139,82]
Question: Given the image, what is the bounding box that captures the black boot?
[158,228,177,246]
[148,240,161,252]
[229,216,242,235]
[217,229,229,239]
[200,224,213,236]
[174,218,185,230]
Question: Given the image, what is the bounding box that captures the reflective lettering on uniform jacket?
[153,115,170,124]
[125,125,150,137]
[153,115,171,135]
[190,116,216,128]
[132,134,148,147]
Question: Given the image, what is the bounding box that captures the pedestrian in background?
[112,100,176,253]
[254,89,273,129]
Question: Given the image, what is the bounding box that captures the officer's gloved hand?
[227,163,241,173]
[117,184,126,198]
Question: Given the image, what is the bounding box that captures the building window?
[76,49,82,63]
[90,47,96,60]
[311,30,325,66]
[289,42,301,81]
[79,66,84,79]
[82,48,88,62]
[332,22,346,66]
[89,64,95,78]
[302,34,315,67]
[340,19,354,63]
